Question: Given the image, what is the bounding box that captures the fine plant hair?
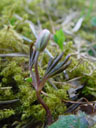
[29,29,71,125]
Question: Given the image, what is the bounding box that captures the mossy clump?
[0,109,15,120]
[0,56,69,127]
[79,30,95,41]
[68,56,96,98]
[0,26,29,53]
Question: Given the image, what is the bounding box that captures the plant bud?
[35,29,50,52]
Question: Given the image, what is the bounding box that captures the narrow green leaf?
[53,29,65,50]
[25,77,32,82]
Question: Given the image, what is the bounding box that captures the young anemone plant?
[29,29,71,125]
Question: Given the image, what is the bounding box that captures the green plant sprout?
[53,29,65,50]
[29,29,71,125]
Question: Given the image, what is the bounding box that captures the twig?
[0,99,19,105]
[67,76,82,82]
[0,53,28,57]
[0,87,12,90]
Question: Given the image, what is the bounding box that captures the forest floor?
[0,0,96,128]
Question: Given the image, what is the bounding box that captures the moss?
[81,71,96,96]
[43,83,69,119]
[0,109,15,119]
[0,26,29,53]
[0,54,69,127]
[68,56,96,97]
[79,30,95,41]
